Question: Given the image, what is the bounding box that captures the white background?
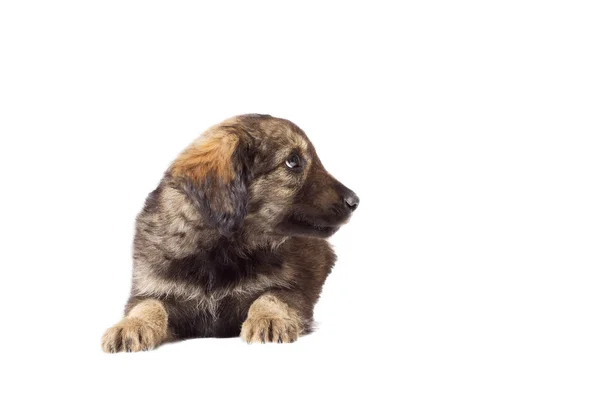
[1,1,598,393]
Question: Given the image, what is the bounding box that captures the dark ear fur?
[170,127,249,237]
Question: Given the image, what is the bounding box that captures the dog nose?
[344,192,360,211]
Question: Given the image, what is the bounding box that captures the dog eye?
[285,154,302,169]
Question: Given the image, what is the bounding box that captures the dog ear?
[170,127,249,237]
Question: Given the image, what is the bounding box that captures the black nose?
[344,192,360,211]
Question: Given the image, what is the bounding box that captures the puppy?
[101,114,359,352]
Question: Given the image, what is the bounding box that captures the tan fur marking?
[170,127,239,183]
[240,294,301,344]
[101,299,168,353]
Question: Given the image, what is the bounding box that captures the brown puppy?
[101,114,359,352]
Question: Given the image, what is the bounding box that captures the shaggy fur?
[102,114,359,352]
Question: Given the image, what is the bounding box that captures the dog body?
[102,114,358,351]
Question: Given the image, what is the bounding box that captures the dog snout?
[332,179,359,212]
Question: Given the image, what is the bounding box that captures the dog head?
[170,114,359,238]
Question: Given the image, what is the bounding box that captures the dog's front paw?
[241,294,303,343]
[101,318,161,353]
[241,316,300,343]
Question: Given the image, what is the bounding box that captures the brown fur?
[102,114,358,352]
[171,127,239,183]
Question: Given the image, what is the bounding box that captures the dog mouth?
[276,214,341,238]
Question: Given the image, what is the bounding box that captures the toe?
[101,327,123,353]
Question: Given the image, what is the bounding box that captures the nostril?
[344,194,360,210]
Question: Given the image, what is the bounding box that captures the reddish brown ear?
[170,127,248,236]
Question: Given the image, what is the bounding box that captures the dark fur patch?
[159,238,284,291]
